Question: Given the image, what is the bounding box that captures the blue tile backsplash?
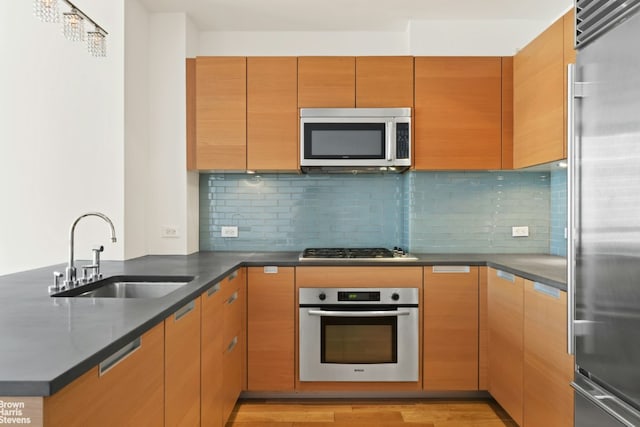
[200,171,559,255]
[550,169,568,256]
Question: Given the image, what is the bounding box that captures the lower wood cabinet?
[247,266,295,391]
[165,298,201,426]
[43,323,164,427]
[523,280,574,427]
[423,266,479,391]
[488,267,524,426]
[201,282,224,427]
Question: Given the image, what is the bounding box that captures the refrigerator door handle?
[567,62,577,355]
[572,377,640,426]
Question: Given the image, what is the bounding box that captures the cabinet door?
[423,266,479,390]
[513,18,564,168]
[298,57,355,107]
[414,57,503,170]
[201,284,224,427]
[247,57,298,171]
[247,266,295,391]
[165,299,201,427]
[487,268,524,426]
[355,56,414,107]
[524,280,574,427]
[195,56,246,170]
[43,324,164,427]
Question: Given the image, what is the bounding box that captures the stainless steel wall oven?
[299,287,419,382]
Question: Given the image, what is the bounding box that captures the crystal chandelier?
[34,0,108,58]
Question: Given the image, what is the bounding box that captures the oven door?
[299,305,419,382]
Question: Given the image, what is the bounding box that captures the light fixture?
[33,0,108,58]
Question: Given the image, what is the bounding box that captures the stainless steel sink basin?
[52,275,195,298]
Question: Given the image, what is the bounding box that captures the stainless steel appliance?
[300,108,411,173]
[299,287,419,382]
[569,2,640,425]
[299,247,418,262]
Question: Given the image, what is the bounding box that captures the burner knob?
[391,293,400,301]
[318,292,326,301]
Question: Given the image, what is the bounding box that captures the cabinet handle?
[432,265,470,273]
[228,270,238,281]
[226,336,238,353]
[174,300,195,321]
[207,283,221,297]
[226,291,238,305]
[533,282,561,299]
[496,270,516,282]
[99,337,141,376]
[567,62,579,356]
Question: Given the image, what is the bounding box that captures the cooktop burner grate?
[300,247,416,260]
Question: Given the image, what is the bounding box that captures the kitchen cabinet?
[414,56,503,170]
[487,267,524,426]
[298,56,356,108]
[165,298,201,426]
[43,324,164,427]
[247,57,298,171]
[523,280,574,427]
[201,282,224,427]
[423,266,479,391]
[513,10,575,168]
[247,266,295,391]
[355,56,414,108]
[195,56,247,170]
[221,268,246,422]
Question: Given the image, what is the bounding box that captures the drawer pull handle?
[99,337,141,376]
[432,266,470,273]
[228,270,238,281]
[497,270,516,282]
[226,336,238,353]
[174,300,195,321]
[207,283,221,297]
[226,291,238,305]
[534,282,561,299]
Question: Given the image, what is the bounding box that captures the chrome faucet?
[64,212,117,288]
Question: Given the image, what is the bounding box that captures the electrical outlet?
[512,226,529,237]
[161,226,179,238]
[221,226,239,238]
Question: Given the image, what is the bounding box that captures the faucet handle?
[92,245,104,252]
[81,264,100,283]
[49,271,64,294]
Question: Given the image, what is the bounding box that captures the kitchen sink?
[51,275,195,299]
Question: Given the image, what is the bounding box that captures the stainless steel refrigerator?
[570,1,640,426]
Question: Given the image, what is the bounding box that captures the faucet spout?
[65,212,117,287]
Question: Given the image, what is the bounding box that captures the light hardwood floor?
[226,399,517,427]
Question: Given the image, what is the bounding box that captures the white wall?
[0,0,125,275]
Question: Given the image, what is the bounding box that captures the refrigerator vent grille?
[576,0,640,48]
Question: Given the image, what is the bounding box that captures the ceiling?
[137,0,573,32]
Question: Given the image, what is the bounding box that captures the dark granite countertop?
[0,251,565,396]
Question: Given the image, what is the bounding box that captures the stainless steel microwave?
[300,108,411,173]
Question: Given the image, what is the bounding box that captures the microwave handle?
[386,121,393,161]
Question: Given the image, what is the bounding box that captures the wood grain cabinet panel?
[43,324,164,427]
[201,284,224,427]
[298,57,355,107]
[195,56,247,170]
[423,266,479,391]
[563,9,577,160]
[524,280,574,427]
[487,267,524,426]
[414,57,503,170]
[247,57,298,171]
[247,266,295,391]
[355,56,414,108]
[165,299,201,427]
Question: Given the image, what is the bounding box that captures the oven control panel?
[337,291,380,302]
[299,287,419,305]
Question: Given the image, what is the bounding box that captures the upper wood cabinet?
[247,266,295,391]
[298,57,356,107]
[514,10,575,168]
[195,56,247,170]
[355,56,414,107]
[247,57,298,171]
[414,57,503,170]
[423,266,479,391]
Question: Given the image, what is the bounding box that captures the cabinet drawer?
[223,286,243,348]
[201,284,224,427]
[220,268,244,301]
[222,334,243,423]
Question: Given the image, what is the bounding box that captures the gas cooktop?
[299,247,418,261]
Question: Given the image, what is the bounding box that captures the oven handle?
[307,309,411,317]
